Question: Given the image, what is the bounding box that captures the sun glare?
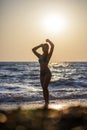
[42,13,67,34]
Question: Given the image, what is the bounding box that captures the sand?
[0,102,87,130]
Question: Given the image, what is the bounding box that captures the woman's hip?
[40,69,51,77]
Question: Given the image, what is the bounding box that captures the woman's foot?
[43,103,48,109]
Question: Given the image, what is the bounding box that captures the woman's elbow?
[52,44,54,49]
[32,48,35,52]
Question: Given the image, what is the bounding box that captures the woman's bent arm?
[32,44,43,58]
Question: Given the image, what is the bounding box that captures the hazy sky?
[0,0,87,62]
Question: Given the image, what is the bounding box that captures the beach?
[0,102,87,130]
[1,0,87,129]
[0,62,87,129]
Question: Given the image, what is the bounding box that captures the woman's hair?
[42,43,49,53]
[44,43,49,47]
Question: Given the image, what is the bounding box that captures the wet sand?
[0,102,87,130]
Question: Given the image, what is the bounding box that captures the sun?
[42,13,67,34]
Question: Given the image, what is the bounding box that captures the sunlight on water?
[0,62,87,103]
[49,104,65,110]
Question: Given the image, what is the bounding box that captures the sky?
[0,0,87,62]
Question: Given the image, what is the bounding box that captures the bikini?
[39,56,49,64]
[38,56,51,76]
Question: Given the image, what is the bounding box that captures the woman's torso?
[38,55,50,73]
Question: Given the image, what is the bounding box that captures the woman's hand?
[46,39,51,42]
[46,39,54,45]
[46,39,54,47]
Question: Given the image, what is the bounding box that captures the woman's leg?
[42,73,51,106]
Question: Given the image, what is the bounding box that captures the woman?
[32,39,54,108]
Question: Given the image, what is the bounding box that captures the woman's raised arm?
[46,39,54,58]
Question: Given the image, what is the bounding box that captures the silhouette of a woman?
[32,39,54,108]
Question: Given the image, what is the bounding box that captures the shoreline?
[0,99,87,110]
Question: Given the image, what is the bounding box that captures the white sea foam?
[0,62,87,104]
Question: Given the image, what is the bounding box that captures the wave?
[0,62,87,104]
[50,79,87,88]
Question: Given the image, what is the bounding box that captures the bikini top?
[39,56,49,64]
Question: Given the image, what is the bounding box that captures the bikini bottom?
[40,70,51,77]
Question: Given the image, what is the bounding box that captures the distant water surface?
[0,62,87,104]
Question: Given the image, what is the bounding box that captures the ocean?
[0,62,87,105]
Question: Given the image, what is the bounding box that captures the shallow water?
[0,62,87,104]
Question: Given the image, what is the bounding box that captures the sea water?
[0,62,87,104]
